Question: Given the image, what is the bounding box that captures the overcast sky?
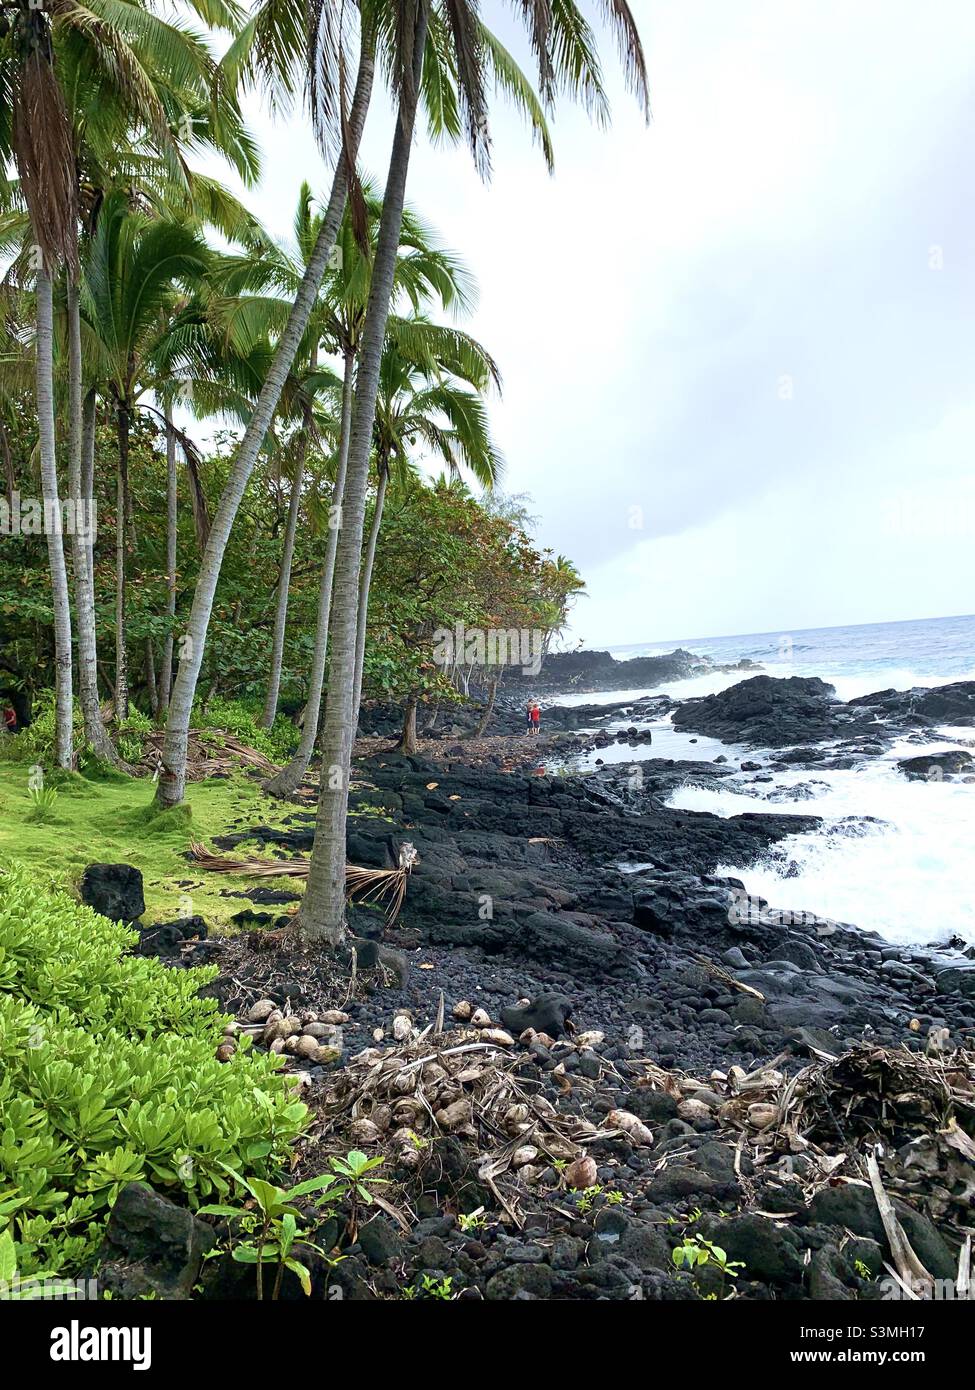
[206,0,975,647]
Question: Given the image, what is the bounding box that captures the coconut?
[607,1109,654,1145]
[246,999,277,1023]
[564,1155,598,1190]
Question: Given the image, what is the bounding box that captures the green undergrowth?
[0,695,300,771]
[0,761,304,928]
[0,865,308,1281]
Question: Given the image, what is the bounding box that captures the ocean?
[552,613,975,949]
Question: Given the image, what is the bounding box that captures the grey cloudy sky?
[207,0,975,647]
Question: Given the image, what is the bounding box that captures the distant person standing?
[525,702,534,735]
[1,705,15,735]
[530,702,541,737]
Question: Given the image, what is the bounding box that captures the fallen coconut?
[677,1098,712,1124]
[564,1155,598,1190]
[246,999,277,1023]
[607,1109,654,1145]
[512,1144,539,1168]
[349,1118,382,1145]
[436,1099,472,1132]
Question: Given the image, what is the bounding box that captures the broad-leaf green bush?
[193,697,299,764]
[0,866,308,1279]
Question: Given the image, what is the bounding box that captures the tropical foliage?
[0,865,308,1281]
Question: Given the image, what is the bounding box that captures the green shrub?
[24,786,59,824]
[0,693,65,765]
[194,697,299,764]
[0,866,308,1279]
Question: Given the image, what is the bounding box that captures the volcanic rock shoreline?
[114,673,975,1303]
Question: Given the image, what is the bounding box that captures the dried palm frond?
[12,48,79,273]
[139,730,278,778]
[188,840,417,925]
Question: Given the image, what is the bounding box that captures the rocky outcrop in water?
[504,647,759,695]
[672,674,975,754]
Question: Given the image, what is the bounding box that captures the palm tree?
[155,0,563,806]
[154,23,375,805]
[1,0,259,756]
[351,322,502,723]
[264,193,484,797]
[1,8,80,765]
[297,0,648,945]
[80,193,212,715]
[254,183,339,729]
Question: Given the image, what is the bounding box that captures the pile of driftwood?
[652,1042,975,1298]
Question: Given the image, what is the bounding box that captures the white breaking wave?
[556,665,975,708]
[666,734,975,947]
[552,619,975,949]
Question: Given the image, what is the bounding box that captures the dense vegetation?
[0,865,308,1279]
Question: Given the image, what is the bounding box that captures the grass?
[0,762,306,929]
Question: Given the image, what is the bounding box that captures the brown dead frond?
[189,840,418,926]
[12,47,79,273]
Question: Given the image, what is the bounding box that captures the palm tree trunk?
[81,389,96,594]
[114,398,129,720]
[297,3,429,945]
[260,430,307,727]
[155,49,375,808]
[397,690,418,753]
[67,286,116,760]
[157,406,178,719]
[145,636,158,719]
[36,265,73,768]
[264,350,354,797]
[1,419,15,506]
[350,464,388,720]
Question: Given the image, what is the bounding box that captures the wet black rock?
[674,675,975,755]
[485,1262,553,1299]
[136,915,208,960]
[359,1215,405,1266]
[672,676,841,747]
[898,750,974,780]
[500,992,573,1038]
[702,1213,805,1287]
[504,647,711,695]
[806,1183,956,1279]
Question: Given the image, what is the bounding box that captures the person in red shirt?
[2,705,16,734]
[530,702,541,736]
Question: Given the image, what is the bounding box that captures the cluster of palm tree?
[2,0,648,948]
